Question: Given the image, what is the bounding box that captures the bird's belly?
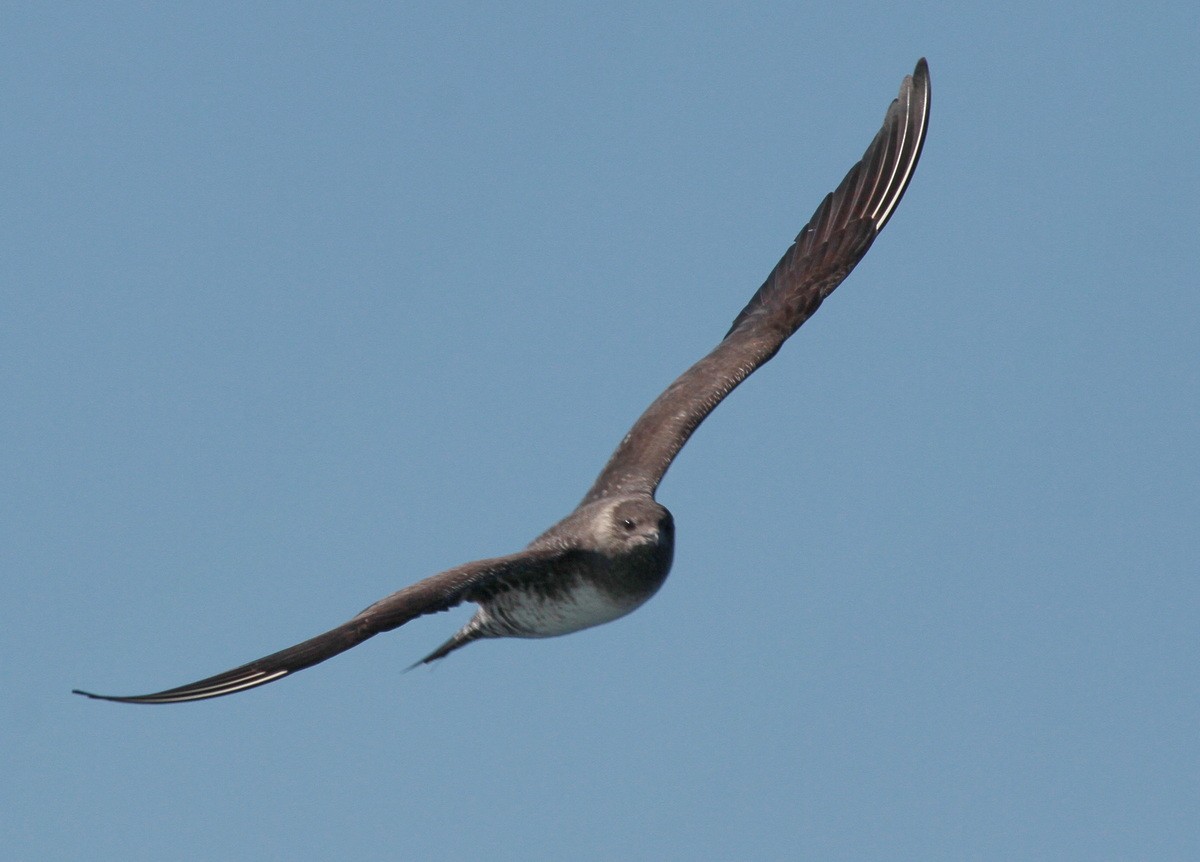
[485,581,641,638]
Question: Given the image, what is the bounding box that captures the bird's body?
[415,497,675,663]
[75,60,930,704]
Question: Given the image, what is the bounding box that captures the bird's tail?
[407,622,487,669]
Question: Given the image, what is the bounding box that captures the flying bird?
[75,60,930,704]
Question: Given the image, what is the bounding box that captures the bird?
[74,59,930,704]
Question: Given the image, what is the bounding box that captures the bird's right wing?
[72,549,562,704]
[581,59,930,505]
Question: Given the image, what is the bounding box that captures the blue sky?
[4,4,1197,860]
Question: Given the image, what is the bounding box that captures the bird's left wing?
[581,60,930,505]
[72,549,560,704]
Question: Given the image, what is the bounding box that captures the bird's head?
[530,495,674,564]
[595,496,674,556]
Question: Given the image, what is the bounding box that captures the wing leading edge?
[581,59,930,505]
[72,551,559,703]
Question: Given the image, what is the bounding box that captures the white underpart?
[485,581,640,638]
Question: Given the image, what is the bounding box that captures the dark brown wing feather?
[581,59,930,505]
[73,61,930,705]
[72,549,561,704]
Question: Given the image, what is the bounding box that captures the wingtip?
[912,58,931,104]
[71,688,141,704]
[867,57,931,232]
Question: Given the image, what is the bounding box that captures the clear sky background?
[4,4,1197,860]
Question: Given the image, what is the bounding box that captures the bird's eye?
[621,518,636,531]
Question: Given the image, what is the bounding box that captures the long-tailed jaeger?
[75,60,930,704]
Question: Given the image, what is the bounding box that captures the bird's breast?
[483,577,644,638]
[476,535,673,639]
